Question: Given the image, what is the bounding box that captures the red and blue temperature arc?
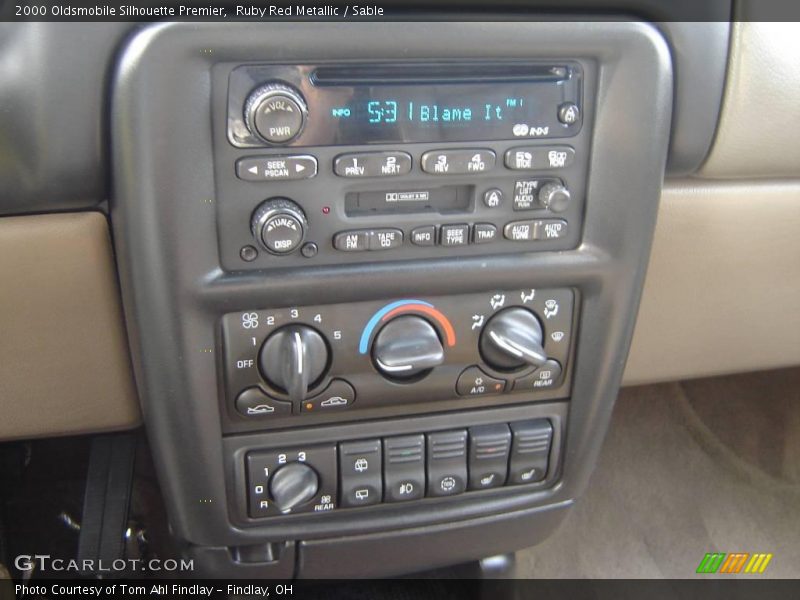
[358,299,456,354]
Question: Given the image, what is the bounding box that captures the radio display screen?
[228,63,583,147]
[324,86,559,142]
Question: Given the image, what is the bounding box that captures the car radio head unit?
[227,63,583,148]
[214,60,593,270]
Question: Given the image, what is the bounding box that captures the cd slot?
[312,64,568,86]
[345,185,474,216]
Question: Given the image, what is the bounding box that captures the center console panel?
[111,22,673,577]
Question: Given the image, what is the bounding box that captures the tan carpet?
[517,368,800,578]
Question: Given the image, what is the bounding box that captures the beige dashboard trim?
[624,179,800,385]
[0,212,140,440]
[700,22,800,179]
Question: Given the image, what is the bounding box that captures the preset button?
[421,149,495,175]
[505,146,575,170]
[334,152,412,178]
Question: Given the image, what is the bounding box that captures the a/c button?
[456,366,506,397]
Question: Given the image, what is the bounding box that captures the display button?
[508,420,553,485]
[421,149,495,175]
[410,225,436,246]
[339,439,383,507]
[473,223,498,244]
[440,224,470,247]
[483,188,504,208]
[261,213,304,254]
[534,219,568,240]
[468,424,512,490]
[512,359,563,392]
[236,155,317,181]
[503,220,537,242]
[426,430,468,497]
[513,179,547,210]
[383,435,425,503]
[333,152,412,178]
[504,146,575,170]
[456,366,506,397]
[235,387,292,418]
[333,230,370,252]
[302,379,355,413]
[369,228,403,251]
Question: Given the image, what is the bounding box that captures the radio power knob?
[538,182,571,213]
[251,198,308,255]
[244,82,308,145]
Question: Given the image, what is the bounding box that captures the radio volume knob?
[245,82,308,145]
[251,198,308,255]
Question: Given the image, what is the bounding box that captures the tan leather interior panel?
[700,22,800,178]
[0,212,140,440]
[624,180,800,385]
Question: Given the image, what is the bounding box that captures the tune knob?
[372,316,445,380]
[245,82,308,145]
[269,462,319,513]
[538,182,571,213]
[251,198,308,255]
[259,325,329,402]
[479,307,547,371]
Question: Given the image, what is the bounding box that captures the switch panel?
[244,419,554,520]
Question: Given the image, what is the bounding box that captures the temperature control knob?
[269,462,319,513]
[244,82,308,145]
[251,198,307,255]
[479,308,547,371]
[538,182,571,213]
[372,316,445,380]
[259,325,329,402]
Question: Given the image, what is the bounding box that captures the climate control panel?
[221,288,575,431]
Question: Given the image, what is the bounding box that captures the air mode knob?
[245,82,308,145]
[259,325,329,402]
[251,198,308,255]
[269,462,319,513]
[372,316,445,380]
[479,307,547,372]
